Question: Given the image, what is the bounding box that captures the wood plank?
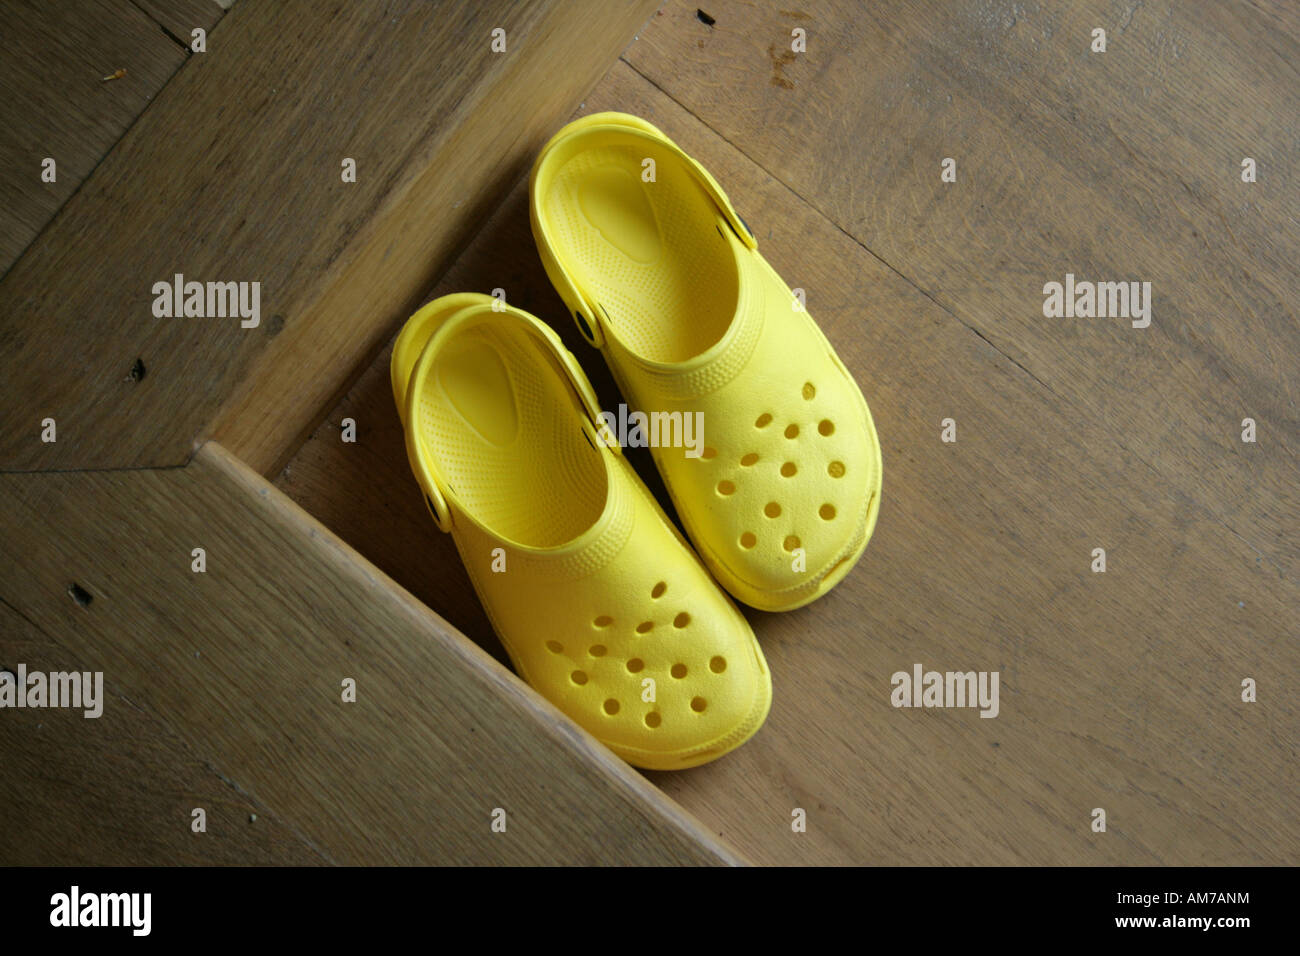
[0,600,323,865]
[0,0,660,473]
[0,442,743,865]
[625,0,1300,575]
[279,60,1299,865]
[131,0,225,43]
[0,0,187,276]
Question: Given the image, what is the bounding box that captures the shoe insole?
[413,323,606,548]
[542,140,739,364]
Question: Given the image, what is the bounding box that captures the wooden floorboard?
[0,599,324,865]
[131,0,226,43]
[279,58,1298,865]
[0,0,661,474]
[0,442,742,865]
[4,0,1295,867]
[626,0,1300,577]
[0,0,190,276]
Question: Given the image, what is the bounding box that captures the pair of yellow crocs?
[391,113,882,770]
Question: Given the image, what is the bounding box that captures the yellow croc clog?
[530,112,883,612]
[391,293,771,770]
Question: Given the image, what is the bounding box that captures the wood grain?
[279,59,1299,865]
[0,0,188,276]
[4,0,1294,867]
[0,0,660,474]
[626,0,1300,576]
[131,0,226,43]
[0,600,323,865]
[0,442,743,865]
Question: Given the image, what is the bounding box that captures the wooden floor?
[1,443,734,865]
[279,2,1299,865]
[2,0,1296,866]
[1,0,736,867]
[0,0,226,276]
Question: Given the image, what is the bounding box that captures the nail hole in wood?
[68,583,93,607]
[697,9,716,27]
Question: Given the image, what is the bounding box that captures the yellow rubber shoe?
[391,293,771,769]
[530,113,883,611]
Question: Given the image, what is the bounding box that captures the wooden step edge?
[197,441,754,865]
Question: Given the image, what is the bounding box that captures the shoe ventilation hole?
[574,310,594,341]
[651,581,667,599]
[783,535,801,552]
[755,413,772,428]
[673,612,691,628]
[594,615,613,628]
[740,452,759,466]
[818,419,835,436]
[546,640,564,654]
[709,656,727,673]
[828,461,845,478]
[820,503,837,520]
[784,424,799,439]
[636,621,654,634]
[572,670,589,685]
[740,531,757,549]
[717,479,736,496]
[645,711,662,728]
[764,501,782,518]
[780,461,797,477]
[802,382,816,400]
[589,644,607,657]
[671,663,688,679]
[627,658,645,673]
[691,697,708,713]
[701,446,718,459]
[604,699,620,715]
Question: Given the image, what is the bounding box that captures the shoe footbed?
[540,140,738,364]
[412,322,606,547]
